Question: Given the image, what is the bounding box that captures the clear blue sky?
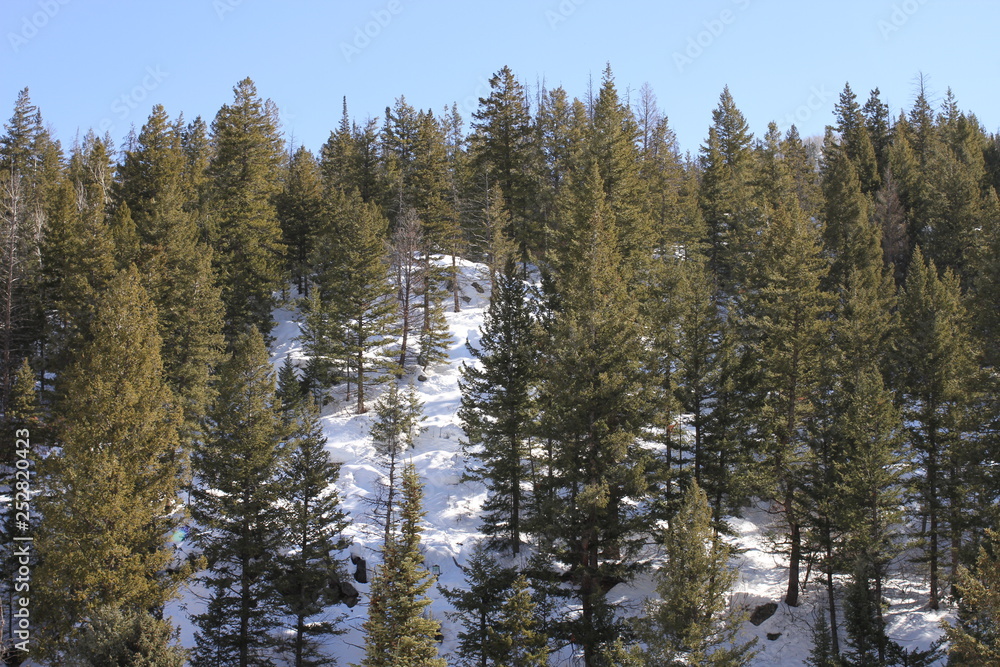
[2,0,998,156]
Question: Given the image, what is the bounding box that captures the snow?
[161,256,950,666]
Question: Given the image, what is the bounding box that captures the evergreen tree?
[391,207,424,370]
[63,606,187,667]
[310,188,398,412]
[276,354,307,413]
[273,399,351,667]
[821,134,879,292]
[533,162,657,665]
[370,382,425,547]
[635,482,757,666]
[699,87,757,291]
[34,266,186,657]
[863,88,893,178]
[382,95,420,219]
[459,259,536,554]
[115,105,225,443]
[740,201,832,607]
[359,464,446,667]
[416,262,453,370]
[650,255,752,524]
[191,328,289,667]
[277,146,323,297]
[469,66,538,262]
[207,78,285,338]
[0,89,47,416]
[440,541,518,667]
[320,98,360,196]
[897,247,979,610]
[40,137,116,380]
[830,83,880,196]
[944,531,1000,665]
[589,64,654,276]
[488,574,550,667]
[805,608,838,667]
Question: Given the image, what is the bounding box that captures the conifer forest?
[1,64,1000,666]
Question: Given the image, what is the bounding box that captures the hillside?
[164,256,952,666]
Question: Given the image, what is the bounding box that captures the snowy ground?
[163,256,950,666]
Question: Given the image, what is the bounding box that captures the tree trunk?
[785,490,801,607]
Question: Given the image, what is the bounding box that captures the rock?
[417,374,428,382]
[766,632,782,641]
[471,281,485,294]
[750,601,778,626]
[351,555,368,584]
[339,580,360,608]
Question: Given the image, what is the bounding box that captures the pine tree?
[897,247,980,610]
[191,327,290,667]
[62,606,187,667]
[649,256,753,524]
[320,98,360,196]
[390,207,424,370]
[740,200,832,608]
[273,399,351,667]
[382,95,420,219]
[589,65,654,277]
[359,464,446,667]
[440,541,518,667]
[699,87,757,291]
[34,266,186,658]
[40,137,116,380]
[533,162,657,665]
[276,354,307,413]
[310,188,398,412]
[488,574,550,667]
[469,66,538,262]
[635,482,757,666]
[943,531,1000,665]
[459,259,536,554]
[207,78,285,338]
[830,83,880,196]
[277,146,323,297]
[370,382,425,548]
[416,264,453,370]
[821,134,880,292]
[115,106,226,444]
[0,89,46,416]
[805,608,837,667]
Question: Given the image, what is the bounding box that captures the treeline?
[0,64,997,666]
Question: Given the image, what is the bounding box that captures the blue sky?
[2,0,998,156]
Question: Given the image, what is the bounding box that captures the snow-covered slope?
[166,256,950,666]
